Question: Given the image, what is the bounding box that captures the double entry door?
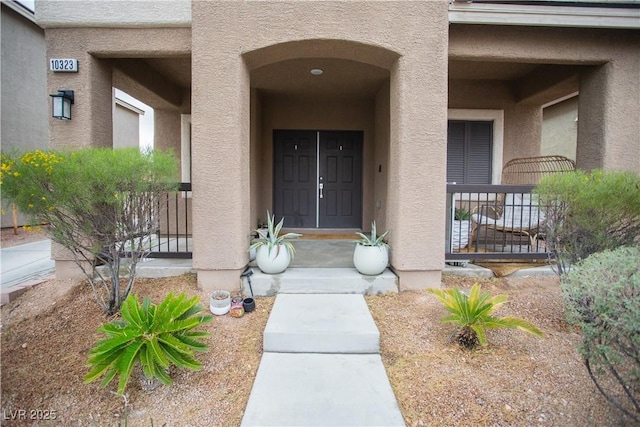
[273,130,363,229]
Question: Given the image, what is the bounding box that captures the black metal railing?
[445,183,551,262]
[149,182,192,258]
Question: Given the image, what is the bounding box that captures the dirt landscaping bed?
[1,273,623,426]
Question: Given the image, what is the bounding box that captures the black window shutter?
[446,120,493,184]
[447,121,465,183]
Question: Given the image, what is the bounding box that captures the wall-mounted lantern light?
[49,90,74,120]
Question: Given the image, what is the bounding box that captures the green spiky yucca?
[85,293,212,395]
[427,283,542,349]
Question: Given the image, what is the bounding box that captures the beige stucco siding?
[192,1,449,290]
[36,0,191,28]
[38,0,639,289]
[449,24,640,171]
[113,102,141,149]
[45,27,191,150]
[542,97,578,160]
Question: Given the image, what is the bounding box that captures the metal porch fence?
[445,183,551,263]
[149,182,192,258]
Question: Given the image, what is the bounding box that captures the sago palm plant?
[85,293,212,395]
[427,283,542,349]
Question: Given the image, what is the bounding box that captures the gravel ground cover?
[0,258,623,426]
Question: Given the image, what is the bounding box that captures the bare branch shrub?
[1,148,178,314]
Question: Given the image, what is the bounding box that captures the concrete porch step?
[96,258,194,278]
[264,294,379,354]
[242,267,398,297]
[241,352,405,427]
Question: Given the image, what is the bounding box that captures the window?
[447,120,493,184]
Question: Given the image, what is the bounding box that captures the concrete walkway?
[241,293,405,426]
[1,240,55,303]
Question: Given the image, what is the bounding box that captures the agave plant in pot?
[84,293,212,395]
[353,221,389,275]
[250,210,302,274]
[452,206,471,250]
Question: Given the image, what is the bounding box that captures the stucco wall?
[374,81,391,233]
[36,0,191,28]
[250,89,264,232]
[449,79,543,164]
[44,27,191,150]
[113,103,140,149]
[542,97,578,160]
[192,1,449,290]
[449,24,640,172]
[1,4,48,228]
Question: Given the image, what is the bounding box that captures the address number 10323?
[49,58,78,72]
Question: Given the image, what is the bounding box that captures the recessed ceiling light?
[310,69,323,76]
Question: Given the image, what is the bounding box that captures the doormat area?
[297,233,356,240]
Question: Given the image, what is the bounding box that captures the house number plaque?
[49,58,78,72]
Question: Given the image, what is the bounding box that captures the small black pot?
[243,297,256,313]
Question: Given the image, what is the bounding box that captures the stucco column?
[47,30,113,150]
[387,21,448,290]
[46,30,113,278]
[154,109,181,152]
[503,105,543,161]
[192,8,251,292]
[577,58,640,171]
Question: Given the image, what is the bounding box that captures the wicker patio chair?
[500,155,576,186]
[470,155,576,249]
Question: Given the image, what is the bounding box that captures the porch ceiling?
[250,58,390,98]
[113,56,579,104]
[449,60,539,80]
[449,60,581,103]
[144,57,192,89]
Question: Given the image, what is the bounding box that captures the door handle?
[319,183,324,199]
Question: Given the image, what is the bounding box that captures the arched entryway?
[243,40,397,232]
[191,1,450,291]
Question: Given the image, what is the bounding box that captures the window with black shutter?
[447,120,493,184]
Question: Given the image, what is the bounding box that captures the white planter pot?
[256,244,291,274]
[210,290,231,316]
[452,220,471,249]
[353,244,389,276]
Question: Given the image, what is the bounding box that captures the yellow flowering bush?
[1,148,179,314]
[1,150,63,213]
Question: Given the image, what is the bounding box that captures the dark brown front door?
[273,130,363,229]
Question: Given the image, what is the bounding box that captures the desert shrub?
[1,148,178,314]
[561,246,640,423]
[85,293,212,395]
[535,169,640,275]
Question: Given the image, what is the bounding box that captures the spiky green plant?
[427,283,542,349]
[85,293,212,395]
[355,221,389,247]
[250,210,302,259]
